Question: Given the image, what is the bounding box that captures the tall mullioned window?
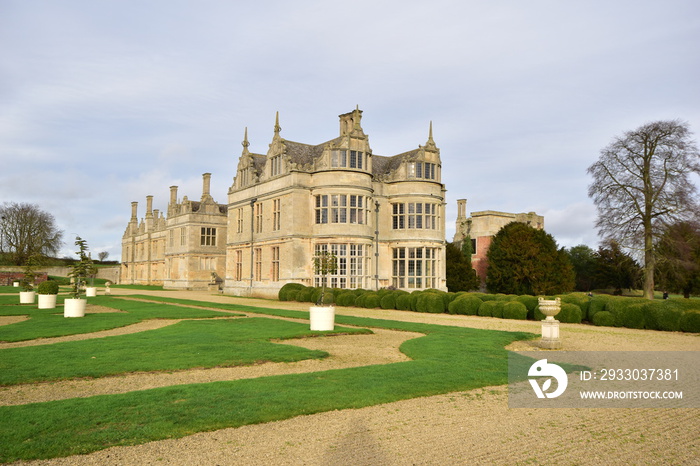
[236,208,244,233]
[392,247,439,289]
[272,199,281,231]
[234,250,243,281]
[270,155,283,176]
[314,243,369,289]
[407,162,437,180]
[200,227,216,246]
[255,202,263,233]
[315,194,367,224]
[331,150,365,169]
[392,203,438,230]
[271,246,280,281]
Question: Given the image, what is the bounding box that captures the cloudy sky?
[1,0,699,260]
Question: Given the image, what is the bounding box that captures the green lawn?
[0,295,242,342]
[0,295,536,463]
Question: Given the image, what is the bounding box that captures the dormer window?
[331,150,365,169]
[270,155,283,176]
[408,162,437,180]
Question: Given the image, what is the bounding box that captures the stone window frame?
[392,202,438,230]
[331,150,365,170]
[313,242,369,289]
[315,194,368,225]
[392,246,438,289]
[200,227,216,246]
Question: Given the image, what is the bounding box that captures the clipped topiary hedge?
[447,294,482,315]
[592,311,615,327]
[362,292,381,309]
[416,292,446,313]
[503,301,528,320]
[395,293,412,311]
[643,301,682,332]
[478,300,503,318]
[680,311,700,333]
[278,283,305,301]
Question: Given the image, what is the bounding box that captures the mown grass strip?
[0,298,535,463]
[0,296,240,342]
[0,318,369,386]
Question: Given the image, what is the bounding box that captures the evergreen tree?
[566,244,598,291]
[486,222,574,295]
[445,241,479,292]
[594,240,642,295]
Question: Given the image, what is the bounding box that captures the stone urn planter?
[85,287,97,297]
[19,290,36,304]
[310,306,335,331]
[12,281,19,287]
[538,297,562,349]
[64,298,87,317]
[538,297,561,320]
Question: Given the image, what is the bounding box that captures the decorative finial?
[425,121,437,150]
[274,111,281,134]
[242,127,250,153]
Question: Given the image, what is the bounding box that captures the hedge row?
[277,284,700,333]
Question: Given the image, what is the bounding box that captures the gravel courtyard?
[6,289,699,465]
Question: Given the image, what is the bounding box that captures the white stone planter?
[19,291,36,304]
[13,281,19,287]
[85,287,97,297]
[64,298,87,317]
[310,306,335,331]
[37,294,58,309]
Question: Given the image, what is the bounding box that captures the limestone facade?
[453,199,544,281]
[121,108,447,297]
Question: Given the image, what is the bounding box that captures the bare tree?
[588,120,700,299]
[98,251,109,262]
[0,202,64,265]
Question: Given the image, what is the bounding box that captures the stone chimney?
[170,186,178,205]
[202,173,211,197]
[146,195,154,218]
[457,199,467,219]
[130,201,138,220]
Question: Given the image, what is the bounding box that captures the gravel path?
[5,290,699,465]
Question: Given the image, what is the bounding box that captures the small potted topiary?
[64,236,91,318]
[19,255,39,304]
[309,250,337,331]
[37,280,59,309]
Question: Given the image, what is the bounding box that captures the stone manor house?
[121,108,447,297]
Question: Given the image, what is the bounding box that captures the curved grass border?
[0,297,536,463]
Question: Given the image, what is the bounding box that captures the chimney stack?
[202,173,211,197]
[130,201,138,220]
[146,195,154,218]
[169,186,178,206]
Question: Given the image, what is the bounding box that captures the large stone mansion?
[121,108,447,297]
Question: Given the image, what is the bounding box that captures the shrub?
[680,311,700,333]
[592,311,615,327]
[354,292,368,308]
[336,292,356,307]
[37,280,59,295]
[285,290,299,301]
[295,286,314,303]
[409,292,423,312]
[416,292,445,313]
[644,301,682,332]
[447,295,482,315]
[503,301,528,320]
[380,293,397,309]
[395,294,412,311]
[362,292,381,309]
[605,297,647,328]
[278,283,305,301]
[560,293,591,320]
[478,300,503,318]
[515,295,538,311]
[587,295,612,322]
